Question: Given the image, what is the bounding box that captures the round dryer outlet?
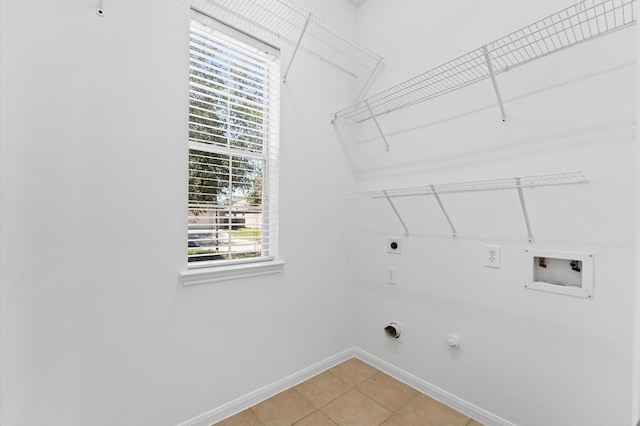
[387,238,402,254]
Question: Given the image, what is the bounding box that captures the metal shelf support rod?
[383,190,410,237]
[366,100,390,151]
[482,46,507,123]
[431,185,457,238]
[282,12,311,84]
[355,57,384,103]
[516,179,535,244]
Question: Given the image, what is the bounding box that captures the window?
[188,10,280,268]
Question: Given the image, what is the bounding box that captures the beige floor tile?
[251,388,315,426]
[294,411,338,426]
[214,408,263,426]
[322,389,391,426]
[357,372,418,412]
[328,358,379,386]
[380,393,470,426]
[295,371,352,408]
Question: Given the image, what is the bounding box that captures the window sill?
[180,259,286,286]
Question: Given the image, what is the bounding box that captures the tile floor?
[214,358,484,426]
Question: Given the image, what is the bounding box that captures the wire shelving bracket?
[383,190,410,237]
[366,100,390,151]
[283,12,312,83]
[482,45,507,123]
[351,171,588,242]
[430,185,457,238]
[334,0,636,125]
[192,0,383,91]
[515,178,535,243]
[96,0,104,16]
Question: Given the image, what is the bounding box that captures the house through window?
[188,10,280,267]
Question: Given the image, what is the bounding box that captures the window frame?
[183,9,284,282]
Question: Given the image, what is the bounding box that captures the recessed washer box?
[524,249,594,299]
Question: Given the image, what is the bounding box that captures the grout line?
[247,405,266,426]
[392,390,420,414]
[323,371,357,407]
[290,369,353,425]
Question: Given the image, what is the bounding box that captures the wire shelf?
[335,0,636,122]
[352,171,588,199]
[351,171,587,241]
[192,0,382,79]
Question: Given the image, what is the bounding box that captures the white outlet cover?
[386,266,397,285]
[485,245,501,268]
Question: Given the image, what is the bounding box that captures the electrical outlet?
[485,245,501,268]
[386,266,397,285]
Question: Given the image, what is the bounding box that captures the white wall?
[2,1,637,425]
[0,0,356,425]
[634,14,640,425]
[347,1,638,425]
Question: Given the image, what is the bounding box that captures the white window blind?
[188,11,280,267]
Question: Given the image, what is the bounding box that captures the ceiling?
[345,0,368,7]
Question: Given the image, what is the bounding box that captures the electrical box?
[524,249,594,299]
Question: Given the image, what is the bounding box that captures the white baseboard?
[177,347,514,426]
[353,348,516,426]
[177,347,357,426]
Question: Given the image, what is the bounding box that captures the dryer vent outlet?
[385,323,401,339]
